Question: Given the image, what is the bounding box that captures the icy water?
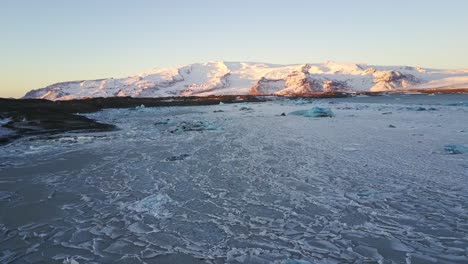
[1,94,467,264]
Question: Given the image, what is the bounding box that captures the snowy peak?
[23,61,468,100]
[370,71,421,92]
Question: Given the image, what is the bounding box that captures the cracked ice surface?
[0,94,468,263]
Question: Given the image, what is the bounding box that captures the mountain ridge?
[24,61,468,100]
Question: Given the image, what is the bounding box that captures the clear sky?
[1,0,468,98]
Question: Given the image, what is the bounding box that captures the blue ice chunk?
[205,124,222,130]
[290,107,334,118]
[404,106,437,111]
[283,259,313,264]
[128,194,172,218]
[0,118,12,126]
[172,121,222,132]
[444,144,468,154]
[414,106,428,111]
[446,102,468,107]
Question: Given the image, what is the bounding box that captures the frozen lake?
[1,94,467,264]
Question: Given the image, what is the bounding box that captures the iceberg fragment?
[154,119,170,125]
[0,191,17,201]
[404,106,437,111]
[290,107,334,118]
[444,144,468,154]
[282,259,313,264]
[239,106,254,111]
[0,118,12,126]
[62,258,80,264]
[171,121,221,132]
[164,154,190,162]
[128,194,172,218]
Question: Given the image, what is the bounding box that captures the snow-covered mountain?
[24,61,468,100]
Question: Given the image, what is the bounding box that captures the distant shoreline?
[1,90,467,145]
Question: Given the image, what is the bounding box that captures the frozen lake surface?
[1,94,467,264]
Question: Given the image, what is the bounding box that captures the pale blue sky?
[1,0,467,98]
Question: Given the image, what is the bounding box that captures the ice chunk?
[444,144,468,154]
[76,136,95,143]
[141,249,160,259]
[290,107,334,118]
[127,222,153,234]
[293,99,313,105]
[282,259,312,264]
[404,106,437,111]
[103,240,142,254]
[63,258,80,264]
[0,118,12,126]
[128,194,172,218]
[170,121,221,132]
[154,119,170,125]
[163,154,190,162]
[0,250,17,264]
[0,191,17,201]
[239,107,254,111]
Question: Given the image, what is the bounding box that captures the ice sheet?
[1,94,467,263]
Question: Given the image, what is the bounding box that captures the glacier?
[23,61,468,100]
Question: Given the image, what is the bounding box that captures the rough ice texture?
[23,61,468,100]
[1,94,468,263]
